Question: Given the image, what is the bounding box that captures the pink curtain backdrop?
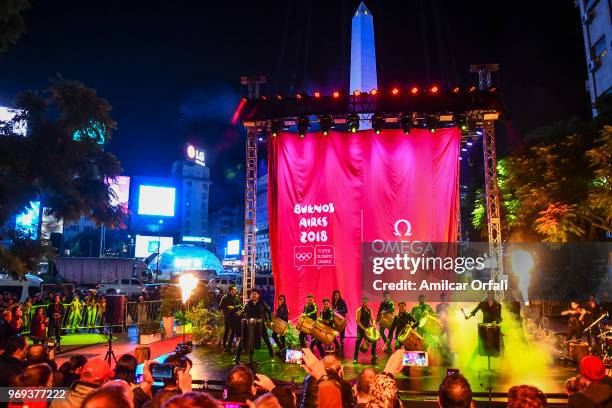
[268,128,460,336]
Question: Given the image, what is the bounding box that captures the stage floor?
[187,339,576,396]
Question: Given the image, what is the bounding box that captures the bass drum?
[332,310,347,332]
[269,316,288,336]
[419,314,442,336]
[296,315,316,335]
[379,312,394,329]
[398,326,425,350]
[360,326,381,353]
[311,321,339,345]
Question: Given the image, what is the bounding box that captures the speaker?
[105,295,127,325]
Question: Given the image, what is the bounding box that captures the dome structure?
[149,244,223,278]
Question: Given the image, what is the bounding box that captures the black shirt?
[303,303,318,320]
[470,300,502,324]
[244,299,271,321]
[219,294,240,318]
[389,312,417,339]
[332,298,347,316]
[47,303,64,324]
[320,308,334,327]
[358,307,373,331]
[377,300,395,320]
[275,303,288,322]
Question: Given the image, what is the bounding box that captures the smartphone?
[285,348,304,364]
[402,351,429,367]
[46,341,55,349]
[151,363,175,380]
[447,368,459,376]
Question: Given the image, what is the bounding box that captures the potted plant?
[139,320,162,345]
[160,285,180,337]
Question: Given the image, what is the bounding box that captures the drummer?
[299,294,319,348]
[353,296,377,364]
[233,288,274,364]
[219,285,241,352]
[332,290,348,349]
[376,291,395,345]
[411,294,435,336]
[387,301,418,352]
[467,290,502,324]
[311,298,340,357]
[271,294,288,355]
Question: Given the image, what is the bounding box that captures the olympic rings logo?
[295,253,313,261]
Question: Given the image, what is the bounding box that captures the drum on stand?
[241,318,262,352]
[360,326,381,353]
[332,310,347,332]
[478,324,501,357]
[569,341,589,364]
[398,326,425,350]
[379,312,394,329]
[296,315,316,335]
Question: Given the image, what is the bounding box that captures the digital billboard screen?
[107,176,130,214]
[138,185,176,217]
[227,239,241,256]
[135,235,174,258]
[15,201,40,239]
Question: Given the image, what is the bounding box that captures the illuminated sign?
[107,176,130,214]
[186,144,206,166]
[182,235,212,243]
[174,258,203,269]
[138,185,176,217]
[135,235,174,258]
[227,239,240,256]
[0,107,27,137]
[222,259,243,267]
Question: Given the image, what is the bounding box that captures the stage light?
[400,113,412,134]
[319,114,333,135]
[468,86,477,93]
[347,113,360,133]
[370,89,378,96]
[260,95,267,100]
[258,137,263,142]
[489,87,497,93]
[410,86,419,95]
[275,95,283,100]
[270,120,282,137]
[461,147,468,152]
[476,129,483,136]
[451,86,460,94]
[332,91,341,99]
[297,116,309,137]
[391,88,400,95]
[372,113,385,134]
[353,90,361,96]
[296,93,303,100]
[314,91,321,98]
[466,141,473,146]
[461,124,468,131]
[429,85,439,94]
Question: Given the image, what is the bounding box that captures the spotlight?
[314,91,321,98]
[296,92,304,100]
[461,147,468,152]
[347,113,360,133]
[410,86,419,95]
[353,90,361,96]
[319,114,333,135]
[258,137,263,142]
[332,91,341,99]
[429,85,439,94]
[400,113,412,134]
[466,141,473,146]
[372,113,385,134]
[297,116,309,137]
[370,89,378,96]
[489,87,497,93]
[391,88,400,96]
[270,120,282,137]
[476,129,483,136]
[275,94,283,100]
[451,86,460,94]
[468,86,477,93]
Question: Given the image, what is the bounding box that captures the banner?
[269,128,460,335]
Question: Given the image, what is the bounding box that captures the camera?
[175,341,193,356]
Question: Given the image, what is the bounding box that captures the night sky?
[0,0,590,209]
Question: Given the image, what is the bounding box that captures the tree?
[0,79,124,277]
[0,0,31,56]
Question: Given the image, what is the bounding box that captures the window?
[592,35,607,67]
[121,279,130,285]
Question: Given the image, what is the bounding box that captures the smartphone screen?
[402,351,429,367]
[151,363,174,379]
[285,349,304,364]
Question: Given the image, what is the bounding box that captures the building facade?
[209,204,243,259]
[579,0,612,115]
[255,173,270,272]
[171,160,211,238]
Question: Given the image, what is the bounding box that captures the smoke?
[510,250,535,305]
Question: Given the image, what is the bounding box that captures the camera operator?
[150,353,192,400]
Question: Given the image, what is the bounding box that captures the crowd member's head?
[252,393,281,408]
[5,335,28,361]
[162,391,222,408]
[26,344,51,366]
[69,355,88,374]
[226,364,255,400]
[114,354,138,384]
[19,363,53,387]
[150,389,180,408]
[2,310,12,323]
[277,294,285,305]
[80,359,114,385]
[271,386,296,408]
[367,373,400,407]
[441,293,448,302]
[487,290,495,302]
[564,375,589,395]
[82,383,132,408]
[356,367,377,403]
[34,307,44,319]
[321,355,343,379]
[438,373,473,408]
[507,385,547,408]
[579,355,607,385]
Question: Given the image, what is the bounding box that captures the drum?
[419,314,443,336]
[269,316,288,336]
[311,321,339,345]
[360,326,380,352]
[134,345,151,364]
[332,310,347,332]
[569,341,589,363]
[296,315,316,335]
[478,323,500,357]
[379,312,395,329]
[397,326,425,350]
[241,318,263,351]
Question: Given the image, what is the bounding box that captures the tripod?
[104,324,117,365]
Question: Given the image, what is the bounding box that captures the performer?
[271,294,288,354]
[582,295,602,347]
[332,290,347,349]
[387,301,418,352]
[67,295,83,334]
[219,285,241,352]
[234,288,274,363]
[561,300,586,341]
[467,290,502,324]
[311,298,340,357]
[85,293,97,333]
[411,294,435,338]
[353,297,377,364]
[299,294,318,348]
[97,296,106,334]
[376,291,395,345]
[436,292,450,316]
[46,295,64,351]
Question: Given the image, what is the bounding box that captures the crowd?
[0,331,610,408]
